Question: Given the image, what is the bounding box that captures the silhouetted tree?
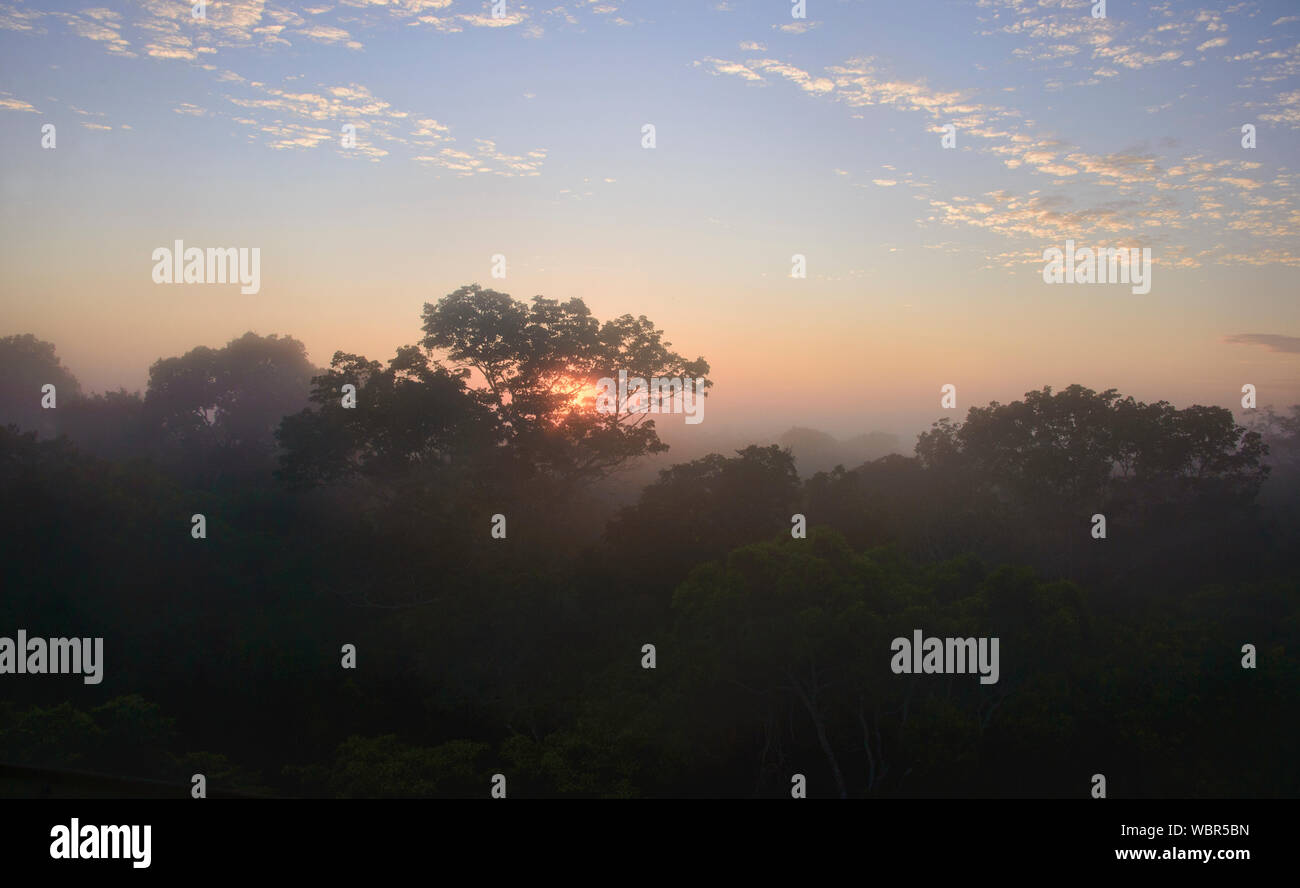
[0,334,81,437]
[56,388,146,460]
[600,444,800,596]
[911,385,1269,583]
[277,346,494,488]
[144,332,316,481]
[421,284,712,490]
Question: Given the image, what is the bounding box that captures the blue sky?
[2,0,1298,439]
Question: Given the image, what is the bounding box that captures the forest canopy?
[1,288,1296,798]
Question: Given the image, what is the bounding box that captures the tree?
[658,530,1085,797]
[601,444,801,593]
[912,385,1270,584]
[319,735,490,798]
[55,388,146,460]
[918,385,1268,507]
[277,346,494,488]
[144,332,317,478]
[0,334,82,436]
[421,284,712,489]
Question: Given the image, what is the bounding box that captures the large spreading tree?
[420,284,712,489]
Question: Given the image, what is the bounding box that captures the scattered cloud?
[1223,334,1300,353]
[0,92,41,113]
[774,21,820,34]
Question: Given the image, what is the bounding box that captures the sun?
[549,374,601,412]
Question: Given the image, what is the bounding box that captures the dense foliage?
[1,291,1296,798]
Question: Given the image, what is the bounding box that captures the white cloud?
[774,21,820,34]
[296,23,356,45]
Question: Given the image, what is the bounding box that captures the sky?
[1,0,1298,444]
